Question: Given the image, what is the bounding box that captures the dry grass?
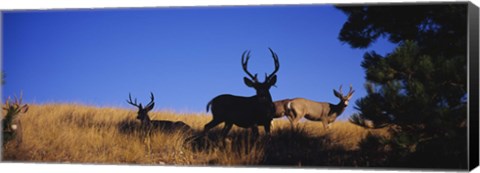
[2,104,389,167]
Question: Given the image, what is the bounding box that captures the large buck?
[127,93,191,132]
[285,85,355,129]
[203,48,280,137]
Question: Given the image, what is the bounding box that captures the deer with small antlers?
[203,48,280,137]
[284,85,355,129]
[127,92,191,132]
[2,95,29,145]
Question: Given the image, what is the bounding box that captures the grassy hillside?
[2,104,389,167]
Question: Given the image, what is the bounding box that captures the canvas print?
[1,2,478,171]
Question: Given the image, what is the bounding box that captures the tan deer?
[285,85,355,129]
[270,99,292,129]
[273,99,292,119]
[203,48,280,137]
[127,93,191,132]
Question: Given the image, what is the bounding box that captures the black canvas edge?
[468,1,479,171]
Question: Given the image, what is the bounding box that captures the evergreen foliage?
[337,4,467,169]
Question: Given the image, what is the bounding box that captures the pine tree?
[336,4,467,169]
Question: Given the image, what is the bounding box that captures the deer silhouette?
[202,48,280,137]
[126,92,191,132]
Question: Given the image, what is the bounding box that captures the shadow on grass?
[261,128,403,168]
[261,126,345,167]
[116,119,398,167]
[181,125,390,167]
[116,120,466,169]
[185,128,263,152]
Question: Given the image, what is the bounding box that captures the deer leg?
[264,122,271,136]
[284,108,295,130]
[322,121,329,130]
[251,126,259,137]
[203,119,222,135]
[290,109,302,130]
[286,115,295,130]
[221,123,233,137]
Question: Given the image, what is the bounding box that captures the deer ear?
[145,102,155,112]
[244,77,254,87]
[21,104,29,113]
[333,90,342,98]
[268,75,277,86]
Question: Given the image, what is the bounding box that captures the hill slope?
[2,104,389,167]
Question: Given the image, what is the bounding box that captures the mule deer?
[127,93,191,132]
[273,99,292,119]
[2,95,29,145]
[203,48,280,137]
[285,85,354,129]
[270,99,292,129]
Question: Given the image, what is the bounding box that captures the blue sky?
[2,5,397,120]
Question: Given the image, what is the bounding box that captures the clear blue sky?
[2,5,397,120]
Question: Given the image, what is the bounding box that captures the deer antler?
[338,85,343,96]
[347,84,355,97]
[144,92,155,109]
[266,48,280,82]
[126,93,141,109]
[241,50,258,82]
[3,95,29,114]
[3,97,10,111]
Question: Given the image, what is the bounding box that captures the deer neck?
[252,94,275,120]
[330,101,347,117]
[141,115,152,125]
[252,94,273,103]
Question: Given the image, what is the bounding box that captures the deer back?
[289,98,332,120]
[209,94,273,127]
[149,120,191,132]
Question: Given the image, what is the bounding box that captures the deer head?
[3,95,29,116]
[242,48,280,103]
[333,85,355,106]
[126,92,155,122]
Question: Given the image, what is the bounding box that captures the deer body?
[287,98,344,128]
[203,48,280,137]
[206,94,274,128]
[285,85,354,129]
[127,93,191,133]
[138,114,191,132]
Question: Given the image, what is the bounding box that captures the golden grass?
[2,104,389,166]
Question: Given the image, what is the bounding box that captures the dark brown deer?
[127,93,191,132]
[285,85,355,129]
[2,95,29,145]
[203,48,280,137]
